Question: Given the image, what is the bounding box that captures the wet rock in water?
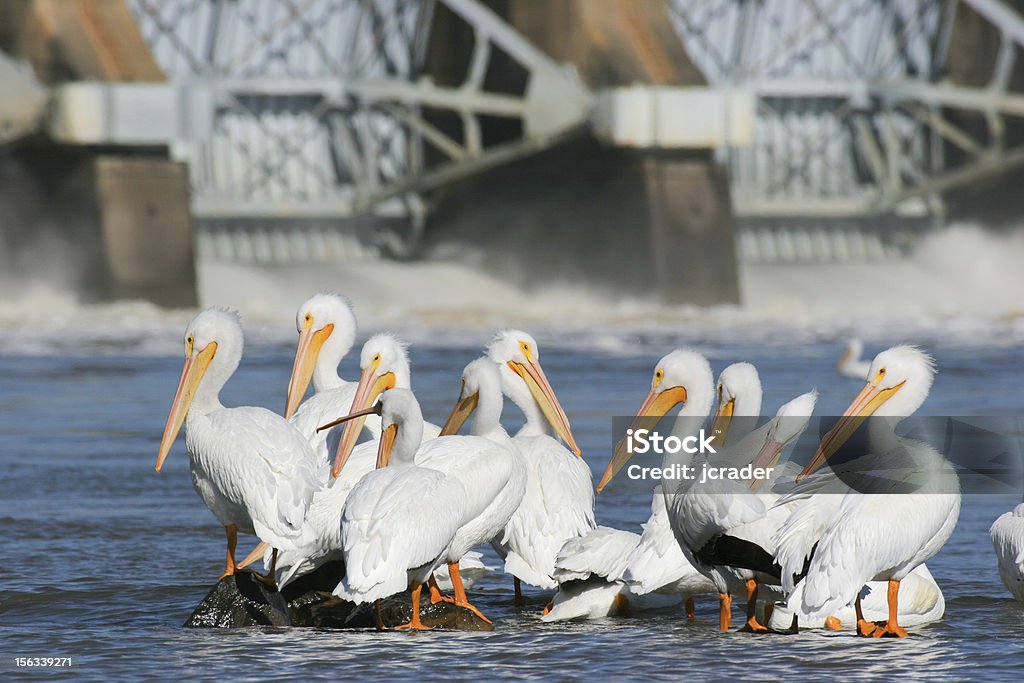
[185,562,493,630]
[184,572,290,628]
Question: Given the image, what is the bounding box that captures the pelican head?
[801,345,936,479]
[487,329,580,455]
[332,334,410,477]
[597,349,714,492]
[155,309,243,472]
[440,357,503,437]
[748,390,818,482]
[284,293,357,418]
[374,388,424,469]
[710,362,762,445]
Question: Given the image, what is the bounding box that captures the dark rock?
[185,562,493,631]
[184,572,291,628]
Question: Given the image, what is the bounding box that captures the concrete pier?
[423,0,741,304]
[0,0,196,306]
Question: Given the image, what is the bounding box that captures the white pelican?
[333,334,441,478]
[235,293,365,570]
[775,346,960,637]
[679,391,818,632]
[542,526,670,622]
[284,293,379,475]
[621,487,716,617]
[596,350,722,612]
[990,502,1024,602]
[486,330,594,600]
[710,362,763,445]
[417,358,527,621]
[155,309,319,583]
[543,490,716,622]
[585,359,761,622]
[244,334,441,584]
[837,338,872,379]
[769,564,945,631]
[332,389,467,629]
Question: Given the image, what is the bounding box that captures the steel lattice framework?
[120,0,1024,263]
[127,0,588,262]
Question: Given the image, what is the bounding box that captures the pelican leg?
[872,579,908,638]
[763,601,775,626]
[514,577,524,607]
[685,596,696,619]
[374,600,385,631]
[428,575,454,604]
[219,524,239,579]
[718,592,733,631]
[394,584,429,630]
[739,579,769,632]
[611,593,631,617]
[449,562,493,624]
[855,593,878,637]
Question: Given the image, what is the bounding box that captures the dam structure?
[2,0,1024,304]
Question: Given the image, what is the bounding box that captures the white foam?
[2,223,1023,355]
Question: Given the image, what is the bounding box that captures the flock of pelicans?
[156,293,1024,635]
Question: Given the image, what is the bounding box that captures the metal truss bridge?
[27,0,1024,264]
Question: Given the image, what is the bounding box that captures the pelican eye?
[305,313,312,323]
[653,368,664,387]
[372,353,381,363]
[518,341,532,358]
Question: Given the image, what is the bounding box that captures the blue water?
[2,338,1023,680]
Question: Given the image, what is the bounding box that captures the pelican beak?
[333,362,395,477]
[156,342,218,472]
[748,438,785,491]
[596,384,688,493]
[376,423,398,469]
[284,319,334,419]
[709,396,735,447]
[440,381,479,436]
[237,541,269,569]
[797,378,905,480]
[508,357,581,455]
[316,404,381,434]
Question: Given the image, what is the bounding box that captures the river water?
[2,326,1023,680]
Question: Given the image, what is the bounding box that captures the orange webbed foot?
[457,600,494,624]
[739,617,769,633]
[872,622,908,638]
[393,621,431,631]
[857,619,880,637]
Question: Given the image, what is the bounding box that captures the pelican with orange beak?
[240,334,441,583]
[774,346,960,638]
[284,293,375,477]
[332,389,468,629]
[155,309,319,583]
[485,330,594,601]
[597,349,744,628]
[331,334,441,479]
[709,362,763,447]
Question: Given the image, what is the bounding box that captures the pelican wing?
[990,504,1024,602]
[624,491,712,595]
[205,407,320,546]
[335,467,466,603]
[497,436,596,588]
[798,493,959,615]
[552,526,640,583]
